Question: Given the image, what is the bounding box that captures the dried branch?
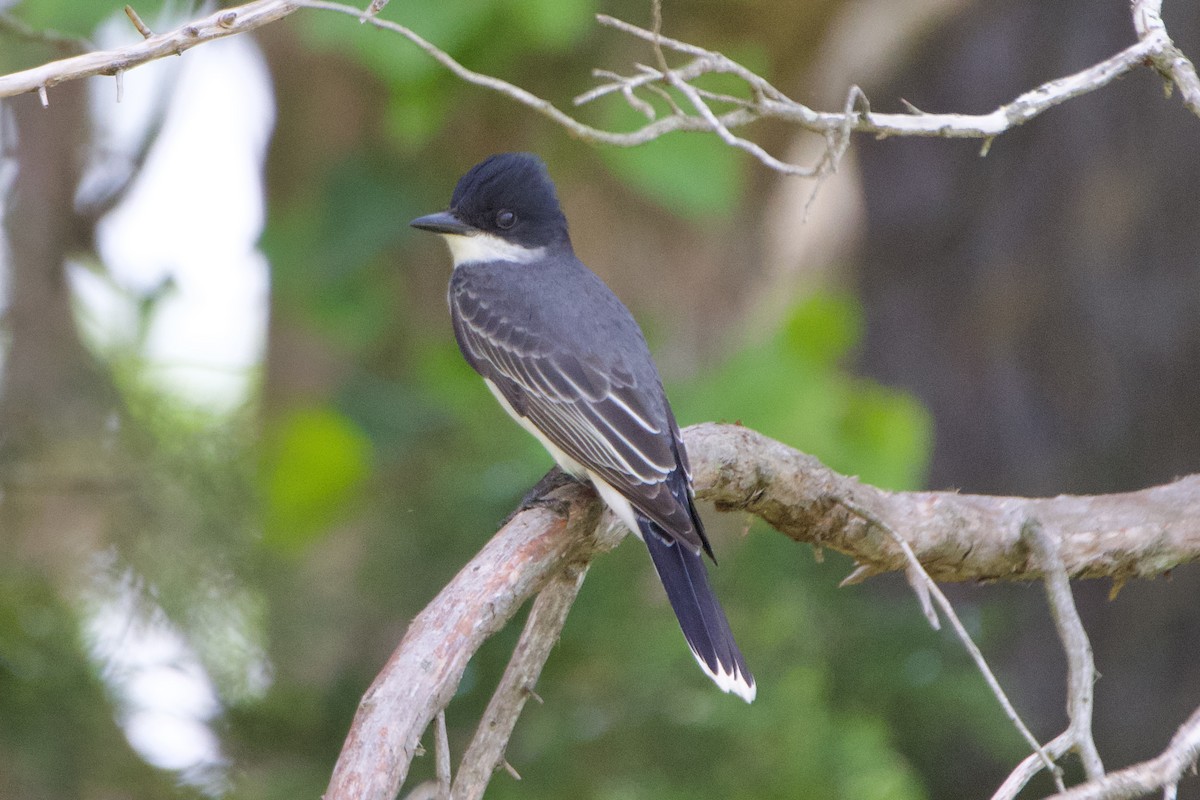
[1133,0,1200,118]
[0,0,300,101]
[450,564,588,800]
[2,0,1195,176]
[301,0,1199,179]
[1031,520,1105,781]
[993,521,1106,799]
[1048,705,1200,800]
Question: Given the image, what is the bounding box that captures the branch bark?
[687,423,1200,584]
[325,423,1200,800]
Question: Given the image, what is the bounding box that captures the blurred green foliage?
[262,406,373,550]
[680,292,931,490]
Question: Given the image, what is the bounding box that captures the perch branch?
[327,423,1200,800]
[685,423,1200,583]
[323,480,611,800]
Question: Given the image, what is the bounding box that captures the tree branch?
[1048,705,1200,800]
[1031,521,1105,781]
[299,0,1198,177]
[325,423,1200,800]
[0,0,300,101]
[993,521,1105,799]
[4,0,1193,173]
[323,482,612,800]
[687,423,1200,583]
[450,564,588,800]
[1133,0,1200,118]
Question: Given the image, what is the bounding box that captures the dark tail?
[639,518,756,702]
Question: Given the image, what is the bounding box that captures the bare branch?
[995,733,1084,800]
[1133,0,1200,118]
[1029,520,1105,781]
[327,423,1200,800]
[1048,705,1200,800]
[1,0,1194,167]
[993,520,1107,799]
[450,564,588,800]
[300,0,1199,172]
[323,481,612,800]
[0,0,300,101]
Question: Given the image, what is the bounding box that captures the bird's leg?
[501,467,587,525]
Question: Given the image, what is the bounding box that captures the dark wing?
[450,266,706,553]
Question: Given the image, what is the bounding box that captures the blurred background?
[1,0,1198,798]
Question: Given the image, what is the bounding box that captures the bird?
[410,152,755,702]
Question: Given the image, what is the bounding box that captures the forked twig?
[992,520,1104,799]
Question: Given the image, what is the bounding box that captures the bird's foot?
[502,467,583,525]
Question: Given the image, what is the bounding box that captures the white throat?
[442,232,546,267]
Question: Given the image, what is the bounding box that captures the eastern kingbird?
[411,152,755,702]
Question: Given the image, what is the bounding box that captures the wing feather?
[450,271,700,547]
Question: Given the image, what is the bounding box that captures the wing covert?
[450,273,701,546]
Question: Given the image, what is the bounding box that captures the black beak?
[410,210,474,235]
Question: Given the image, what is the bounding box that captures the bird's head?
[411,152,571,265]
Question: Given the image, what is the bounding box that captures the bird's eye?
[496,209,516,229]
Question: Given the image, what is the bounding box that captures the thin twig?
[450,565,589,800]
[124,5,154,39]
[1027,519,1105,780]
[663,64,822,176]
[838,497,1063,788]
[435,711,451,800]
[991,520,1107,799]
[994,733,1079,800]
